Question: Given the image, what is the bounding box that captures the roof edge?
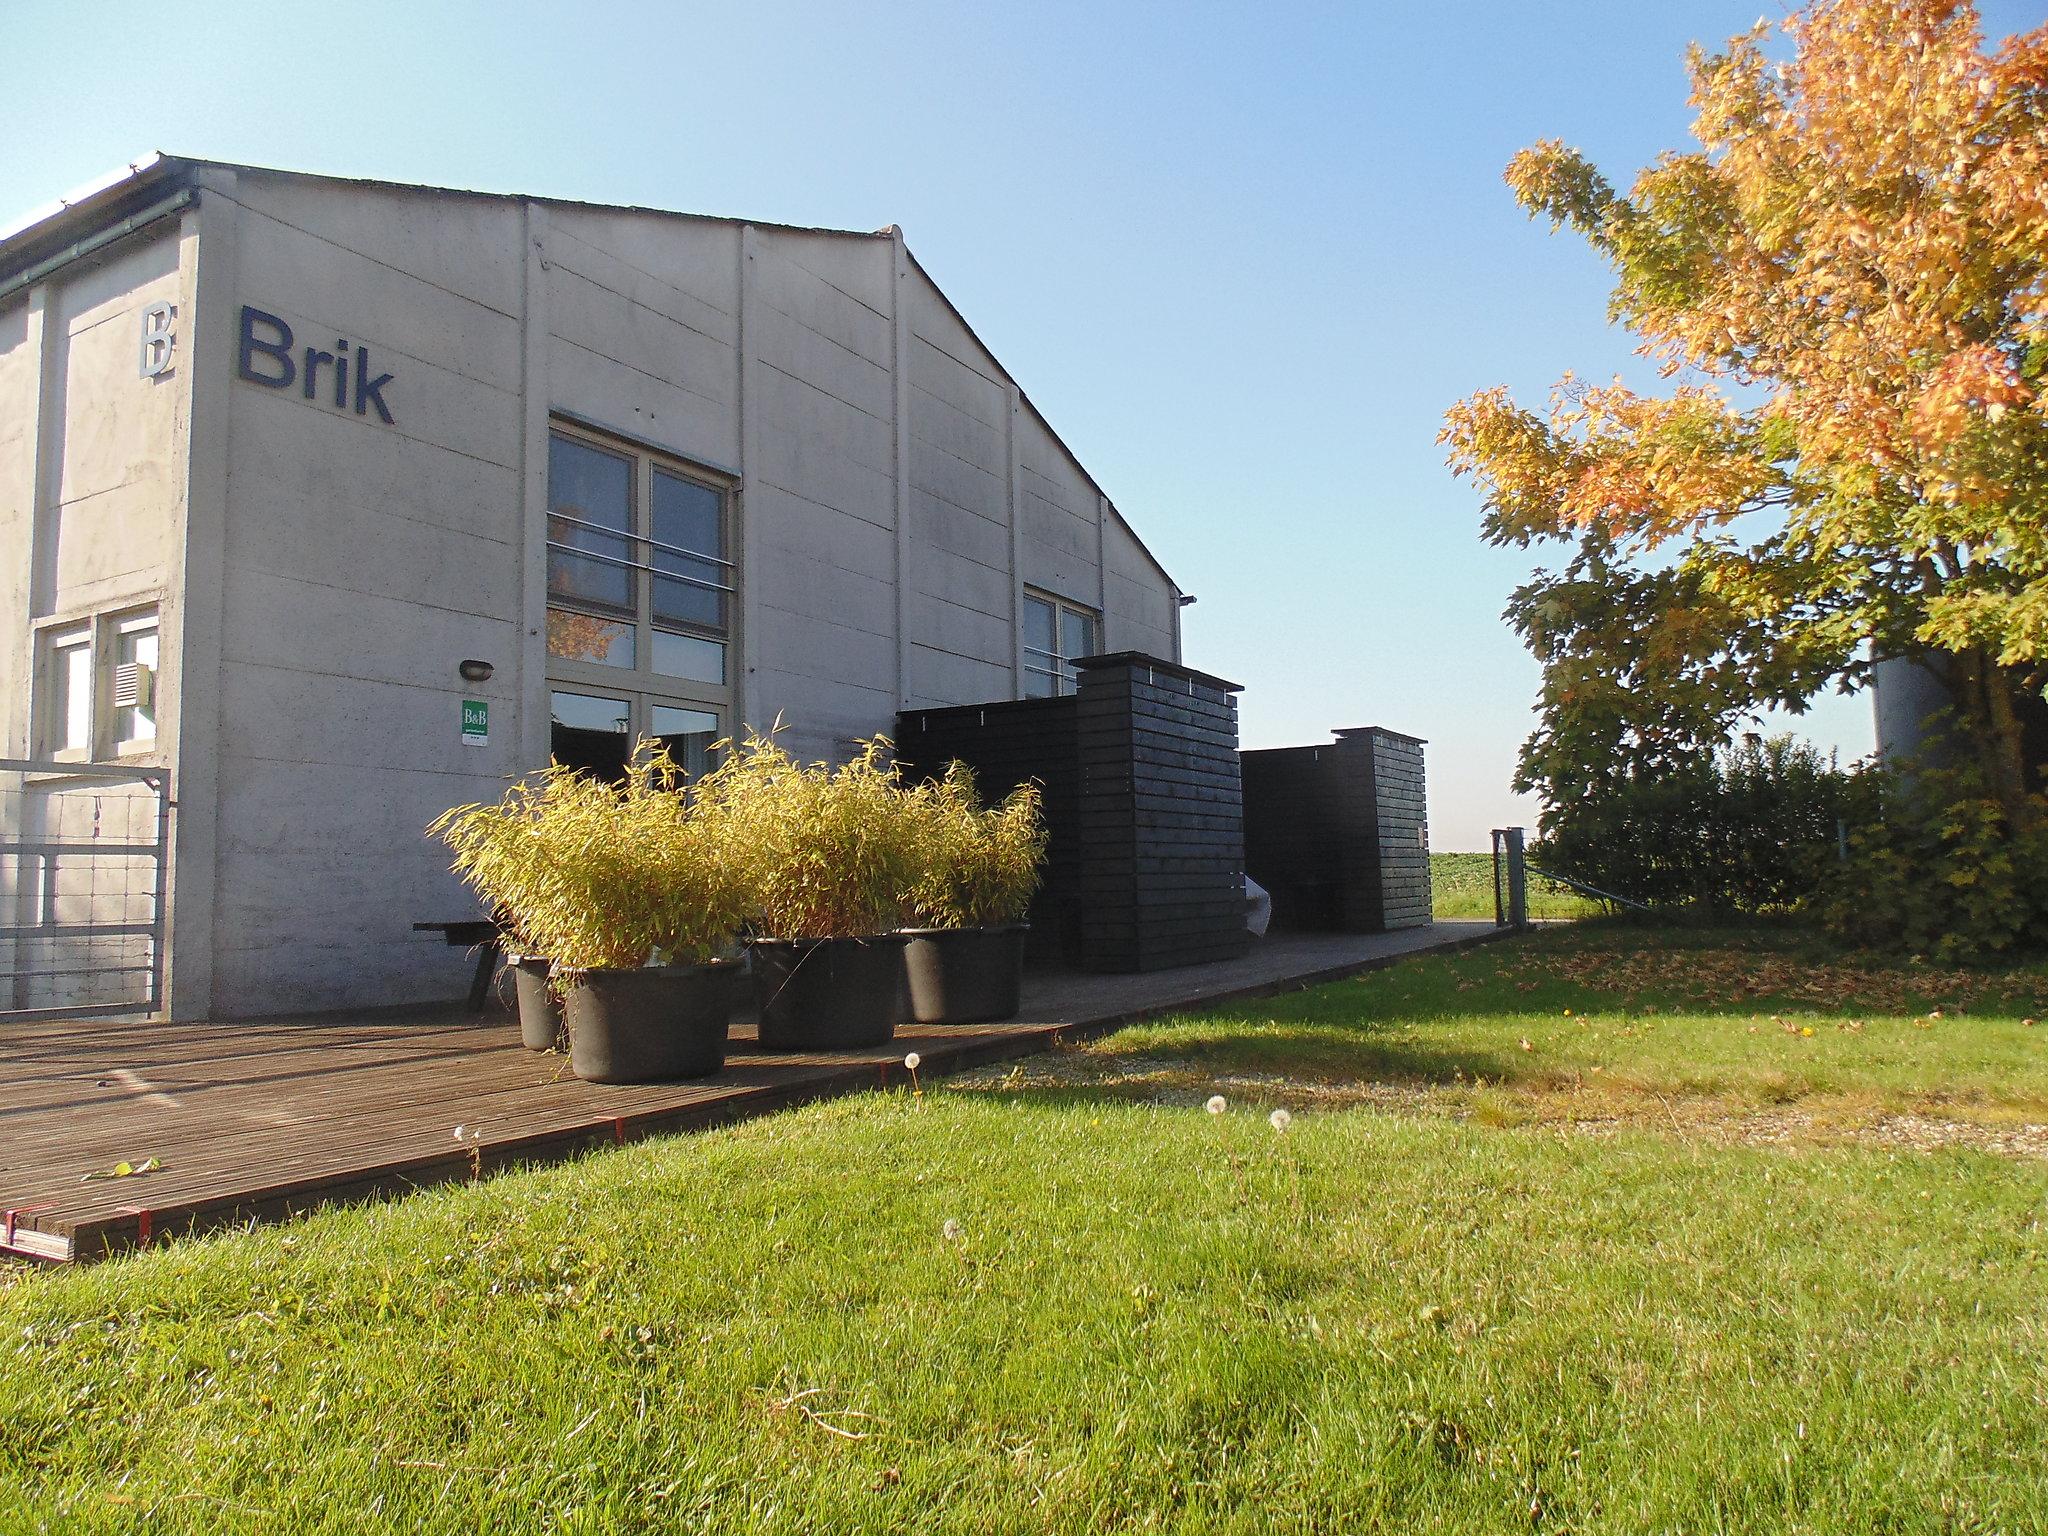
[898,244,1181,595]
[177,155,893,243]
[0,153,894,288]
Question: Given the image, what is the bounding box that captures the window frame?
[32,603,165,761]
[107,607,160,754]
[543,420,738,762]
[38,621,94,761]
[1021,589,1101,698]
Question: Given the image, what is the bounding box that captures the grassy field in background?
[1430,850,1600,921]
[6,924,2047,1533]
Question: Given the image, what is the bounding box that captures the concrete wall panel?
[43,234,185,617]
[234,203,522,387]
[548,208,740,323]
[546,219,739,353]
[236,172,526,320]
[0,299,31,753]
[905,641,1011,711]
[546,334,737,467]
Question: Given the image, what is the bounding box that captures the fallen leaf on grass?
[82,1156,163,1183]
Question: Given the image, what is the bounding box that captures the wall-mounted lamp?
[1177,594,1198,608]
[458,659,495,683]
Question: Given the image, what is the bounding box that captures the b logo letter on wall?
[140,301,176,378]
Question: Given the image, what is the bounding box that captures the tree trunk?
[1956,648,2039,831]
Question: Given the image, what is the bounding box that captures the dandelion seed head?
[1206,1095,1228,1116]
[1269,1108,1293,1132]
[903,1052,922,1071]
[942,1218,962,1241]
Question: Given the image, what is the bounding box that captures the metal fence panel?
[0,758,168,1022]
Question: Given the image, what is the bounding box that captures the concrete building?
[0,155,1187,1020]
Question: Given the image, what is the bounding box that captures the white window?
[111,611,159,749]
[35,607,163,759]
[544,422,734,776]
[43,625,93,756]
[1022,591,1100,698]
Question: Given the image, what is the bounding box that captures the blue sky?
[9,2,2037,847]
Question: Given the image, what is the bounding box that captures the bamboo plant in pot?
[900,764,1046,1025]
[696,733,926,1051]
[430,745,749,1082]
[429,778,564,1051]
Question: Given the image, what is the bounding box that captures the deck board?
[1,923,1504,1260]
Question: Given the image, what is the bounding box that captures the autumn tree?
[1442,0,2048,836]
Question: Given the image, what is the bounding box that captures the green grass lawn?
[1083,920,2048,1131]
[6,925,2048,1534]
[1430,851,1599,922]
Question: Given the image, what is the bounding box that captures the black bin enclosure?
[1241,726,1431,933]
[895,694,1083,965]
[896,652,1251,973]
[1077,654,1251,972]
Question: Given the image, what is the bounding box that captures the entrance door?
[548,690,722,782]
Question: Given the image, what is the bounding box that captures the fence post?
[1503,826,1528,929]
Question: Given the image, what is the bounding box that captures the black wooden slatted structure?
[1241,726,1431,934]
[896,652,1251,973]
[893,695,1083,964]
[1349,727,1430,930]
[1075,655,1250,971]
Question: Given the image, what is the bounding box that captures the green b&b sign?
[461,699,489,748]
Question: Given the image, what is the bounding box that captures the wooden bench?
[412,921,502,1013]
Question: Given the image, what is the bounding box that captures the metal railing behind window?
[0,758,169,1022]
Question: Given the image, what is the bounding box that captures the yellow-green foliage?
[907,763,1046,929]
[428,744,749,973]
[694,733,928,941]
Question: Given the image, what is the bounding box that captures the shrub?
[428,743,749,972]
[1539,734,1859,914]
[906,764,1046,929]
[1817,762,2048,961]
[694,733,928,940]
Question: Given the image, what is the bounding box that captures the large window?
[1022,591,1100,698]
[545,424,734,774]
[36,607,160,760]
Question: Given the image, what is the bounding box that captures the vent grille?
[112,662,153,710]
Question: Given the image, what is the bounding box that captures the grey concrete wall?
[7,168,1185,1017]
[0,221,187,1014]
[1,226,187,756]
[202,172,530,1015]
[0,287,36,760]
[739,225,897,761]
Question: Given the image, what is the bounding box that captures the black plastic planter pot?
[561,961,739,1084]
[750,935,908,1051]
[899,924,1028,1026]
[510,957,565,1052]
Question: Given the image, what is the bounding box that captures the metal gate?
[0,757,169,1022]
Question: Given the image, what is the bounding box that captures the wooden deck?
[1,922,1503,1262]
